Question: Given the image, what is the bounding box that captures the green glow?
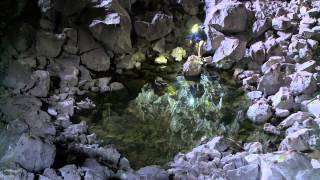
[191,24,200,34]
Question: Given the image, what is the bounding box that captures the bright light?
[191,24,200,34]
[189,97,195,106]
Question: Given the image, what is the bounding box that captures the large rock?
[134,12,174,41]
[204,26,225,53]
[0,168,35,180]
[36,31,65,58]
[247,99,272,124]
[28,70,50,97]
[0,134,56,172]
[279,128,320,151]
[211,37,246,69]
[302,98,320,118]
[271,87,295,110]
[81,48,110,72]
[207,2,248,33]
[137,166,168,180]
[278,111,313,129]
[89,0,132,53]
[289,71,317,96]
[257,63,284,96]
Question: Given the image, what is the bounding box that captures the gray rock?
[263,123,281,135]
[246,91,263,102]
[249,41,266,65]
[247,99,272,124]
[275,108,290,118]
[0,168,35,180]
[244,142,263,154]
[289,71,317,96]
[82,159,114,180]
[90,0,132,53]
[77,29,100,54]
[252,19,271,38]
[110,82,125,91]
[208,2,248,33]
[61,121,88,141]
[278,111,313,129]
[36,31,65,58]
[137,166,168,180]
[295,60,316,72]
[28,70,50,97]
[81,48,110,72]
[261,56,286,74]
[179,0,200,15]
[59,165,81,180]
[302,98,320,118]
[211,37,246,69]
[41,168,63,180]
[257,63,284,96]
[272,16,292,31]
[97,77,112,93]
[296,169,320,180]
[134,12,174,41]
[226,163,259,180]
[279,128,320,151]
[204,26,225,53]
[271,87,295,110]
[0,134,56,172]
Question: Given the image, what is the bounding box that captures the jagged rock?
[261,56,286,74]
[296,169,320,180]
[134,12,174,41]
[211,37,246,69]
[82,159,114,179]
[183,55,202,77]
[272,16,293,31]
[249,41,266,65]
[257,63,284,96]
[89,0,132,53]
[271,87,295,110]
[260,151,313,179]
[40,168,62,180]
[59,165,81,180]
[36,31,65,57]
[208,2,248,33]
[0,134,56,172]
[137,166,168,180]
[302,98,320,118]
[28,70,50,97]
[81,48,110,72]
[296,60,316,72]
[247,99,272,124]
[288,71,317,96]
[275,108,290,118]
[279,128,320,151]
[244,142,263,154]
[61,121,88,141]
[252,19,271,37]
[203,26,225,53]
[226,163,259,180]
[78,29,100,54]
[0,168,35,180]
[263,123,281,135]
[278,111,313,129]
[246,91,263,103]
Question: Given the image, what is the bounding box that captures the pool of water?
[74,68,279,169]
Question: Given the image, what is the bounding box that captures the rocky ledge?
[0,0,320,179]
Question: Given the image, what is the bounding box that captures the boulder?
[296,169,320,180]
[226,163,260,180]
[36,31,65,58]
[257,63,284,96]
[261,56,286,74]
[59,165,81,180]
[81,48,110,72]
[203,26,225,53]
[134,12,174,41]
[252,19,271,37]
[279,128,320,151]
[288,71,317,96]
[183,55,202,77]
[247,99,272,124]
[0,134,56,172]
[28,70,50,97]
[271,87,295,110]
[97,77,112,93]
[82,159,114,179]
[0,169,35,180]
[302,98,320,118]
[272,16,293,31]
[211,37,246,69]
[278,111,313,129]
[137,166,168,180]
[208,2,248,33]
[89,0,132,53]
[249,41,266,65]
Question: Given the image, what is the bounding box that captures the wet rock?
[28,70,50,97]
[208,2,248,33]
[278,111,313,129]
[247,99,272,124]
[271,87,295,110]
[289,71,317,96]
[0,134,56,172]
[89,0,132,53]
[134,12,174,41]
[279,128,320,151]
[183,55,202,77]
[36,31,65,58]
[81,48,110,72]
[137,166,168,180]
[59,165,81,180]
[257,63,284,96]
[211,37,246,69]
